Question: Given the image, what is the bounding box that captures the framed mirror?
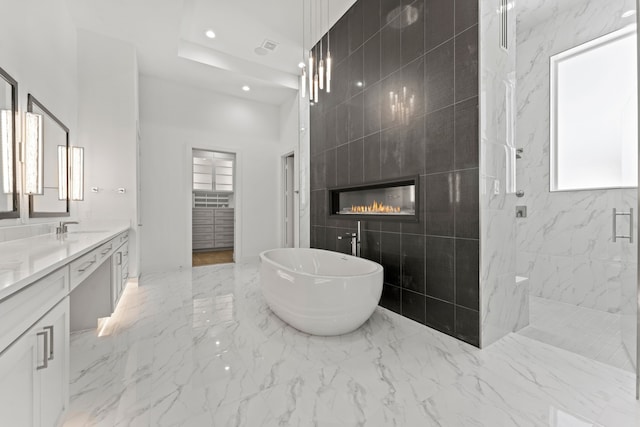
[0,66,19,219]
[27,94,70,218]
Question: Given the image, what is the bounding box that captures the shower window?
[550,25,638,191]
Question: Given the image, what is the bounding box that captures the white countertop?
[0,223,129,301]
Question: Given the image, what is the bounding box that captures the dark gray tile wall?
[309,0,479,346]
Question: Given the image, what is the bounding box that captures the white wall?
[278,93,301,247]
[139,75,286,273]
[516,0,636,314]
[298,91,310,248]
[76,29,140,276]
[0,0,78,236]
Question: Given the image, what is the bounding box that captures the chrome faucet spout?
[337,221,362,257]
[56,221,79,235]
[356,221,361,257]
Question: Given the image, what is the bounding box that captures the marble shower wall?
[516,0,637,314]
[479,0,525,347]
[309,0,481,346]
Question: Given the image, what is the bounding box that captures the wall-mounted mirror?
[0,66,19,219]
[28,94,69,217]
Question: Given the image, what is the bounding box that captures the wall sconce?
[58,145,84,201]
[0,110,13,194]
[70,146,84,201]
[24,112,43,195]
[58,145,67,200]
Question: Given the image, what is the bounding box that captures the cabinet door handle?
[36,331,49,370]
[77,259,96,273]
[100,246,112,255]
[43,325,54,360]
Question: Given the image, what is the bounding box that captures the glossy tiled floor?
[63,262,640,426]
[519,296,635,372]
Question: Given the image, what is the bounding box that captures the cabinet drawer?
[214,217,234,226]
[117,231,129,245]
[193,225,214,234]
[193,241,214,250]
[97,240,114,264]
[0,267,68,354]
[69,239,116,292]
[214,240,233,248]
[193,217,214,225]
[215,225,234,233]
[216,233,234,241]
[193,209,214,218]
[215,210,234,218]
[193,233,214,242]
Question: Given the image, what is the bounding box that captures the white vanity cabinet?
[0,226,130,427]
[111,231,129,311]
[0,288,70,427]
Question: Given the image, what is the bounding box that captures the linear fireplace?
[329,177,418,221]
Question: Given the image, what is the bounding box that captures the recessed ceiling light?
[242,85,250,92]
[298,62,305,68]
[622,9,636,18]
[356,81,363,87]
[205,29,216,39]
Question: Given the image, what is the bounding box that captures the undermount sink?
[67,230,109,234]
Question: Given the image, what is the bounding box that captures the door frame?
[185,144,242,266]
[280,148,300,248]
[281,151,297,248]
[636,0,640,399]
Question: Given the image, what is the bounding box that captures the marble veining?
[520,296,634,371]
[63,262,640,426]
[0,221,130,300]
[479,0,520,347]
[516,0,637,314]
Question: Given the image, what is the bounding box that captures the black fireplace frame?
[328,176,420,222]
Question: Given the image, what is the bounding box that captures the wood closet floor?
[192,250,234,266]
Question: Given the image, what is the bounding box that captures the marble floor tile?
[519,296,635,371]
[64,262,640,426]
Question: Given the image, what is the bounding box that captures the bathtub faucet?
[338,221,361,257]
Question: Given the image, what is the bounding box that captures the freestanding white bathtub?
[259,248,383,336]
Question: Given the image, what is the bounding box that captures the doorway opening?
[191,149,236,266]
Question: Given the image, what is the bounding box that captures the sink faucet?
[338,221,361,257]
[56,221,79,235]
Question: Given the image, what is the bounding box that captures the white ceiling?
[65,0,356,106]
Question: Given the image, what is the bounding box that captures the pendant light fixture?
[300,52,306,99]
[308,0,314,101]
[319,38,325,91]
[326,0,332,93]
[313,45,319,102]
[301,0,332,102]
[300,0,307,98]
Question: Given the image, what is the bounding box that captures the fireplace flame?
[351,200,401,213]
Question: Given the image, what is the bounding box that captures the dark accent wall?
[309,0,480,346]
